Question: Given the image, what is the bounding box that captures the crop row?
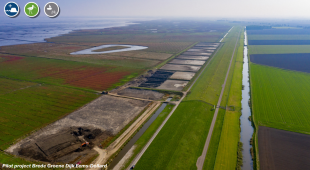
[251,64,310,133]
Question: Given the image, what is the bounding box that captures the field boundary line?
[126,27,232,169]
[196,28,240,170]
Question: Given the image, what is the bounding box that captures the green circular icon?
[24,2,39,17]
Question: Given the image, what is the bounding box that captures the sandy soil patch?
[182,52,212,56]
[169,59,205,66]
[156,80,189,91]
[177,55,209,60]
[117,88,164,100]
[161,64,201,72]
[169,72,196,80]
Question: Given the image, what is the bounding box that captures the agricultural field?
[250,53,310,73]
[247,29,310,35]
[0,77,98,149]
[248,45,310,55]
[248,40,310,45]
[134,101,215,170]
[0,55,143,91]
[258,126,310,170]
[251,64,310,134]
[247,27,310,170]
[247,34,310,40]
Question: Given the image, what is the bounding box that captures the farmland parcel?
[247,27,310,170]
[258,126,310,170]
[0,20,231,165]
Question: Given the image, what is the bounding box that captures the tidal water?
[240,30,254,170]
[0,17,139,47]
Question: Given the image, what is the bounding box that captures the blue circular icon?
[4,2,20,18]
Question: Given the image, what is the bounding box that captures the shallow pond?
[70,44,148,55]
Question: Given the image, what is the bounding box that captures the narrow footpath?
[196,30,241,170]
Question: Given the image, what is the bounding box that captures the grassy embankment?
[132,26,242,170]
[212,29,244,170]
[120,104,175,170]
[134,101,214,170]
[202,27,243,170]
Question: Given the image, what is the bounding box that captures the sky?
[2,0,310,19]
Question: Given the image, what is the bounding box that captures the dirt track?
[87,102,161,170]
[196,27,239,170]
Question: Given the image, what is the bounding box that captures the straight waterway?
[240,29,254,170]
[108,98,172,169]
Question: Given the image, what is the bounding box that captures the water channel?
[108,98,172,169]
[240,29,254,170]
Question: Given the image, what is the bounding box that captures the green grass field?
[251,64,310,134]
[248,45,310,55]
[134,101,214,170]
[0,78,98,149]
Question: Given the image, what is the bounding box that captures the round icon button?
[4,2,20,18]
[24,2,39,18]
[44,2,59,18]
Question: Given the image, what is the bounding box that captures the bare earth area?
[169,59,205,66]
[182,52,212,56]
[169,72,196,80]
[258,126,310,170]
[177,55,209,60]
[156,80,189,91]
[160,64,201,72]
[6,95,150,163]
[116,88,164,100]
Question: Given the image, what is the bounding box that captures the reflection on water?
[240,29,254,170]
